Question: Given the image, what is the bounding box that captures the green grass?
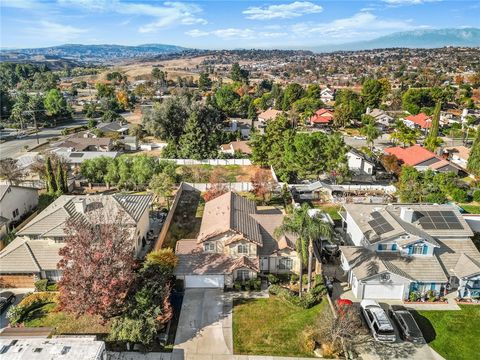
[24,303,110,335]
[313,204,342,221]
[233,297,327,357]
[415,305,480,360]
[459,204,480,214]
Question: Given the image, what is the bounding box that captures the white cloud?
[26,20,87,42]
[212,28,256,39]
[58,0,207,32]
[291,12,416,41]
[243,1,323,20]
[383,0,440,5]
[185,29,209,38]
[2,0,39,8]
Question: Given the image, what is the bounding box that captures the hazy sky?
[1,0,479,49]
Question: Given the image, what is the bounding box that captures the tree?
[380,154,401,175]
[214,84,241,116]
[58,212,137,320]
[333,90,363,127]
[390,120,420,147]
[402,88,435,114]
[44,89,68,119]
[424,101,442,152]
[198,72,212,90]
[359,114,381,150]
[87,118,98,129]
[361,78,390,109]
[45,157,56,194]
[282,83,305,110]
[275,204,333,295]
[467,127,480,177]
[55,162,65,195]
[250,169,274,204]
[0,158,23,185]
[230,62,249,83]
[149,173,174,209]
[204,168,229,202]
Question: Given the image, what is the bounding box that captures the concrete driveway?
[173,288,233,359]
[0,288,32,329]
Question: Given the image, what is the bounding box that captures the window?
[237,244,248,254]
[412,245,425,255]
[12,208,19,218]
[204,242,215,252]
[377,244,387,251]
[278,257,293,270]
[237,269,250,281]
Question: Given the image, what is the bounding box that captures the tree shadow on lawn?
[410,310,437,343]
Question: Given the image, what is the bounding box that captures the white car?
[360,300,396,342]
[353,135,367,140]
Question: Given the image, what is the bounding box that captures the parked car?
[360,300,396,342]
[388,305,425,344]
[0,291,16,314]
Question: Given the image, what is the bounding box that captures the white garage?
[185,275,225,288]
[363,283,405,300]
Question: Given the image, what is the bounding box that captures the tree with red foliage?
[203,167,229,201]
[380,154,401,175]
[251,168,274,204]
[58,211,137,320]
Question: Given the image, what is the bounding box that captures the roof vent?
[400,207,414,223]
[73,198,86,214]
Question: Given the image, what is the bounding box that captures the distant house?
[0,185,38,240]
[402,113,432,131]
[220,140,252,155]
[97,121,130,136]
[0,194,152,287]
[53,137,113,152]
[53,149,120,166]
[384,145,460,173]
[320,87,335,103]
[258,109,282,123]
[366,108,394,127]
[310,108,334,126]
[122,136,138,151]
[443,146,470,171]
[347,149,375,175]
[225,118,252,140]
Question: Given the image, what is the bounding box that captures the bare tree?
[0,158,24,185]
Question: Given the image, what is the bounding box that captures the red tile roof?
[405,113,432,129]
[310,108,334,124]
[384,145,437,166]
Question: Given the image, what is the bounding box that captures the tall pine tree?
[467,127,480,177]
[45,157,57,194]
[424,101,442,152]
[55,163,64,195]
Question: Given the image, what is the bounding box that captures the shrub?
[34,279,48,292]
[409,291,419,302]
[450,188,469,203]
[473,190,480,202]
[268,284,283,295]
[233,280,242,291]
[267,274,279,284]
[290,274,299,283]
[145,249,178,271]
[300,326,316,353]
[6,305,23,325]
[254,279,261,291]
[47,283,58,291]
[19,292,58,309]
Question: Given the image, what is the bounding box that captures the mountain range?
[1,28,479,64]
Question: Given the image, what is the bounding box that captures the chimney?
[400,207,414,223]
[73,198,86,214]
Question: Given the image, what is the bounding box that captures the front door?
[260,257,269,271]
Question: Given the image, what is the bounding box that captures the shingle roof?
[174,252,258,275]
[250,213,297,255]
[258,109,282,121]
[17,194,152,238]
[0,237,63,273]
[453,253,480,278]
[436,239,480,277]
[340,246,448,282]
[405,113,432,129]
[198,192,262,246]
[0,185,37,202]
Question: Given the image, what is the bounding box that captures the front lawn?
[233,297,327,357]
[459,203,480,214]
[313,203,342,221]
[415,305,480,360]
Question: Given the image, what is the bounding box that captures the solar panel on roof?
[418,210,462,230]
[69,153,84,158]
[368,211,394,235]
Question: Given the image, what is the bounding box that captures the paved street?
[0,119,87,159]
[343,133,393,150]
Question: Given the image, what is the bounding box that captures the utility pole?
[23,110,40,144]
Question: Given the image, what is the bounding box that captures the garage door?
[185,275,224,288]
[363,284,404,300]
[0,274,35,288]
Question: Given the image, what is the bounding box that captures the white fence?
[161,158,252,166]
[185,182,253,192]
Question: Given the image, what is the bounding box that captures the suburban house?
[320,87,335,103]
[96,121,130,136]
[0,194,152,287]
[347,149,375,175]
[310,108,334,126]
[174,192,299,288]
[220,140,252,155]
[122,136,138,151]
[402,113,432,131]
[385,145,460,173]
[339,203,480,300]
[225,118,252,140]
[52,149,120,166]
[0,185,39,240]
[258,108,282,123]
[443,146,470,172]
[53,137,113,152]
[365,108,394,128]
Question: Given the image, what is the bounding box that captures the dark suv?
[0,291,16,314]
[388,305,425,344]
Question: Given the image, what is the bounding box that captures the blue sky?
[1,0,479,49]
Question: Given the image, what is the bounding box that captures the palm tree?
[275,204,333,296]
[360,114,381,150]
